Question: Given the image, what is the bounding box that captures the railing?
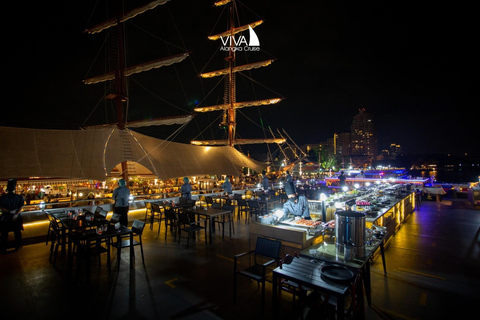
[14,185,267,244]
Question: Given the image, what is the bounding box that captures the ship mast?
[227,1,235,147]
[114,12,128,181]
[83,0,190,181]
[191,0,285,147]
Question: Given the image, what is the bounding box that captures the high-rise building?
[350,108,377,157]
[389,143,402,158]
[334,132,351,156]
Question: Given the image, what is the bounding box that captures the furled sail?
[199,60,274,78]
[85,0,171,35]
[191,138,285,146]
[84,53,189,85]
[194,98,282,113]
[214,0,232,6]
[81,115,193,130]
[126,115,193,128]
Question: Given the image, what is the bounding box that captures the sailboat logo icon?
[248,26,260,46]
[219,24,260,52]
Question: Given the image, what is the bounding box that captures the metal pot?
[335,210,366,259]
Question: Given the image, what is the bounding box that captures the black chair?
[213,204,235,238]
[94,208,108,220]
[280,193,288,205]
[186,199,196,207]
[247,200,263,221]
[144,202,153,222]
[149,202,164,234]
[205,196,214,208]
[323,270,365,319]
[109,213,122,224]
[114,219,146,265]
[45,211,61,246]
[279,254,316,317]
[48,217,63,266]
[177,212,207,249]
[211,202,221,209]
[163,207,178,240]
[236,198,249,223]
[70,228,111,279]
[234,237,282,312]
[198,195,207,208]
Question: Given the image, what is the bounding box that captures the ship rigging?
[190,0,285,148]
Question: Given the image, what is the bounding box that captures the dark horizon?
[1,1,475,157]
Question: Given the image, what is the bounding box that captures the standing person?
[338,171,347,189]
[222,177,233,195]
[112,179,130,227]
[261,171,270,190]
[284,170,296,198]
[180,177,192,200]
[0,179,25,252]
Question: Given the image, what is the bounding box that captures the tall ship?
[81,0,193,181]
[191,0,286,150]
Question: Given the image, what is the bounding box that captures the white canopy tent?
[0,126,265,181]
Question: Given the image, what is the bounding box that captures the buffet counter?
[249,221,324,253]
[249,186,416,258]
[361,191,415,241]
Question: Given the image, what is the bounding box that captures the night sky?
[1,1,475,159]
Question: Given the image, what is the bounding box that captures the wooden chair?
[177,212,207,249]
[234,237,282,312]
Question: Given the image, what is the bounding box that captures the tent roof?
[0,126,265,181]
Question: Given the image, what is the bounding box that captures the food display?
[252,183,414,254]
[324,220,335,229]
[295,218,322,227]
[356,200,371,206]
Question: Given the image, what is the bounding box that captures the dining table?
[211,195,234,207]
[52,211,110,259]
[70,225,134,282]
[272,256,357,320]
[185,207,232,244]
[299,233,387,306]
